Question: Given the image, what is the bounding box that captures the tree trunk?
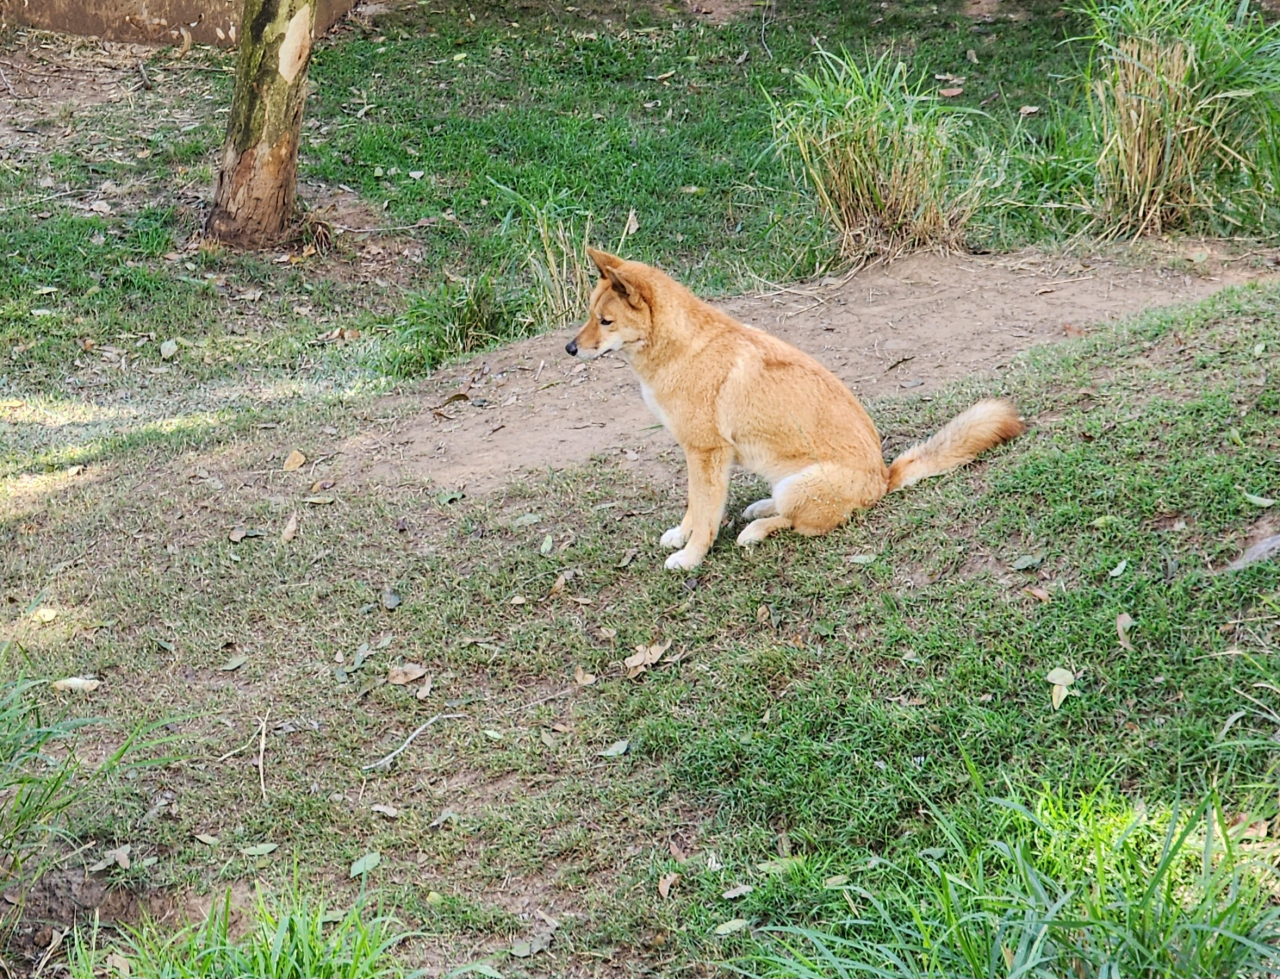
[206,0,317,247]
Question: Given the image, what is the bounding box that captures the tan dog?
[566,249,1024,570]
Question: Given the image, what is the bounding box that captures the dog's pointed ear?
[586,247,620,277]
[604,265,642,307]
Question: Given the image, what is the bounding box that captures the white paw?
[664,547,703,571]
[736,526,762,547]
[742,498,777,520]
[660,525,688,549]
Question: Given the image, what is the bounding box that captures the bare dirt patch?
[343,247,1279,495]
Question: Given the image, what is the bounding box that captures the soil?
[345,246,1279,495]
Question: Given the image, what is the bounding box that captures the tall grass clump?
[740,789,1280,979]
[493,182,594,331]
[69,887,412,979]
[1084,0,1280,237]
[382,272,524,378]
[771,49,984,264]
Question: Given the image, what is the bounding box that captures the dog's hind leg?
[772,463,885,537]
[742,498,778,519]
[737,515,792,545]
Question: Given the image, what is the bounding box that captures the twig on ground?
[504,688,573,714]
[362,713,465,770]
[257,709,270,803]
[0,189,92,214]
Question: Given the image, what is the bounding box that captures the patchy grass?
[3,274,1278,973]
[3,0,1095,395]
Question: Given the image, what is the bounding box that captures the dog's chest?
[639,383,672,431]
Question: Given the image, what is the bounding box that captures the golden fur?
[566,249,1025,570]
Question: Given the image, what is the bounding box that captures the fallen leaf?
[1024,586,1051,603]
[1046,667,1075,686]
[160,339,178,360]
[52,676,99,693]
[624,640,672,678]
[599,739,629,757]
[658,871,680,898]
[757,856,804,874]
[1109,559,1128,578]
[939,87,964,97]
[548,573,567,598]
[848,553,876,565]
[824,875,850,888]
[371,804,399,819]
[599,626,617,640]
[722,883,754,899]
[88,844,131,872]
[349,851,380,877]
[281,512,299,543]
[32,607,57,623]
[482,729,504,741]
[1240,487,1276,508]
[1224,533,1280,572]
[1116,612,1135,651]
[387,663,427,685]
[540,534,554,555]
[240,843,278,856]
[617,548,638,568]
[1051,683,1069,710]
[1011,554,1043,571]
[510,595,527,606]
[381,589,401,611]
[416,676,434,700]
[715,918,749,936]
[512,513,542,528]
[624,208,640,236]
[966,47,979,63]
[540,729,558,749]
[1019,104,1040,116]
[303,496,335,506]
[194,833,219,846]
[574,665,597,686]
[220,654,248,672]
[282,449,307,472]
[669,839,688,863]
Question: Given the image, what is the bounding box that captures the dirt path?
[349,246,1278,494]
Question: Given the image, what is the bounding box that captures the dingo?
[566,249,1024,570]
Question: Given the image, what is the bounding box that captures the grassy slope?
[3,280,1277,973]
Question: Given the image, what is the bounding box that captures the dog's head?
[565,248,651,360]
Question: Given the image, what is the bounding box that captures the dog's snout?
[565,339,578,357]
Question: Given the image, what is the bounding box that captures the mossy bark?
[206,0,316,246]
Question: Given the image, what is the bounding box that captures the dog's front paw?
[664,547,704,571]
[660,525,688,549]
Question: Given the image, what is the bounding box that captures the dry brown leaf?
[281,512,299,543]
[625,639,672,678]
[722,883,754,899]
[1051,683,1069,710]
[416,676,434,700]
[371,804,399,819]
[669,839,688,863]
[1116,612,1135,651]
[548,573,567,598]
[939,87,963,97]
[283,449,306,472]
[387,663,427,685]
[1024,586,1051,603]
[658,872,680,898]
[574,665,597,686]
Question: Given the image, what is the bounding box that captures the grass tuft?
[1084,0,1280,237]
[382,273,525,378]
[69,886,413,979]
[771,48,984,263]
[740,788,1280,979]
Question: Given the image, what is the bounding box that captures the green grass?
[739,788,1280,978]
[3,274,1277,973]
[69,887,413,979]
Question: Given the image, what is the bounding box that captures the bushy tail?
[887,399,1024,492]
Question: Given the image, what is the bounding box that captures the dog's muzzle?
[565,339,578,356]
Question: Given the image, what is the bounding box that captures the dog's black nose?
[565,339,578,356]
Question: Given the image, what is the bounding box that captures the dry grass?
[771,49,984,264]
[1086,0,1280,237]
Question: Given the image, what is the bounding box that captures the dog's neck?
[622,279,716,383]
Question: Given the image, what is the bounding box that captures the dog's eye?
[599,317,613,326]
